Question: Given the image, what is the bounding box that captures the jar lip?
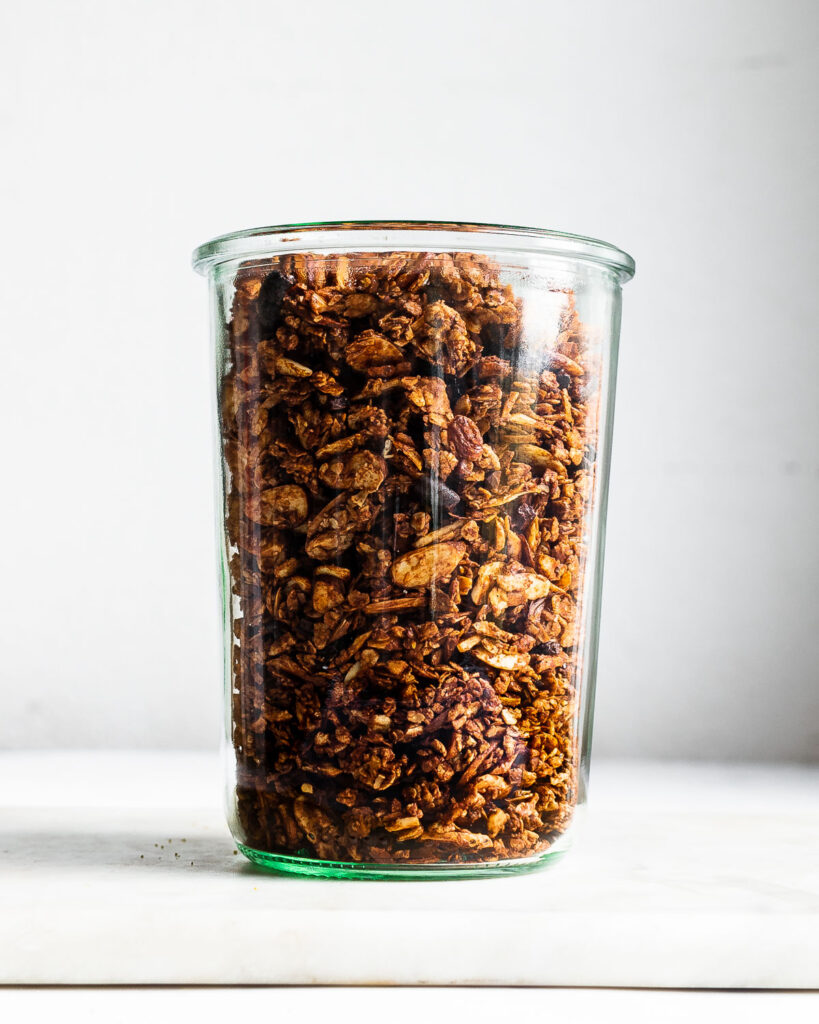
[192,220,635,281]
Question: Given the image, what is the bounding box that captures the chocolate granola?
[220,251,598,864]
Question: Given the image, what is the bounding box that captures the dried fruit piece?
[448,415,484,460]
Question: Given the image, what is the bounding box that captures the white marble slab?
[1,987,819,1023]
[0,752,817,987]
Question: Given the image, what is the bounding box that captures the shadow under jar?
[193,222,635,879]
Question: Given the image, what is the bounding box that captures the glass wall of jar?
[194,222,635,878]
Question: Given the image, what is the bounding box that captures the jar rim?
[191,220,635,280]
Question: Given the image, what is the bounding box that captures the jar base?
[236,842,569,880]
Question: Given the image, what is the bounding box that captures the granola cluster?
[221,251,599,864]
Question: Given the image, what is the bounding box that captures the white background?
[0,0,816,759]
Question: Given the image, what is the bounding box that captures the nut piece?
[390,541,467,589]
[345,331,405,370]
[403,376,453,426]
[274,356,312,378]
[318,451,387,493]
[253,485,309,527]
[414,301,477,376]
[495,567,552,601]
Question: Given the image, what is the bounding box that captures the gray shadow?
[0,827,255,879]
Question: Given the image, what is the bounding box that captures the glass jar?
[193,222,635,878]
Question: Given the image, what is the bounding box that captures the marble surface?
[1,987,819,1022]
[0,751,817,987]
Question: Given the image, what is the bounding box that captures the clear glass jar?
[193,222,634,878]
